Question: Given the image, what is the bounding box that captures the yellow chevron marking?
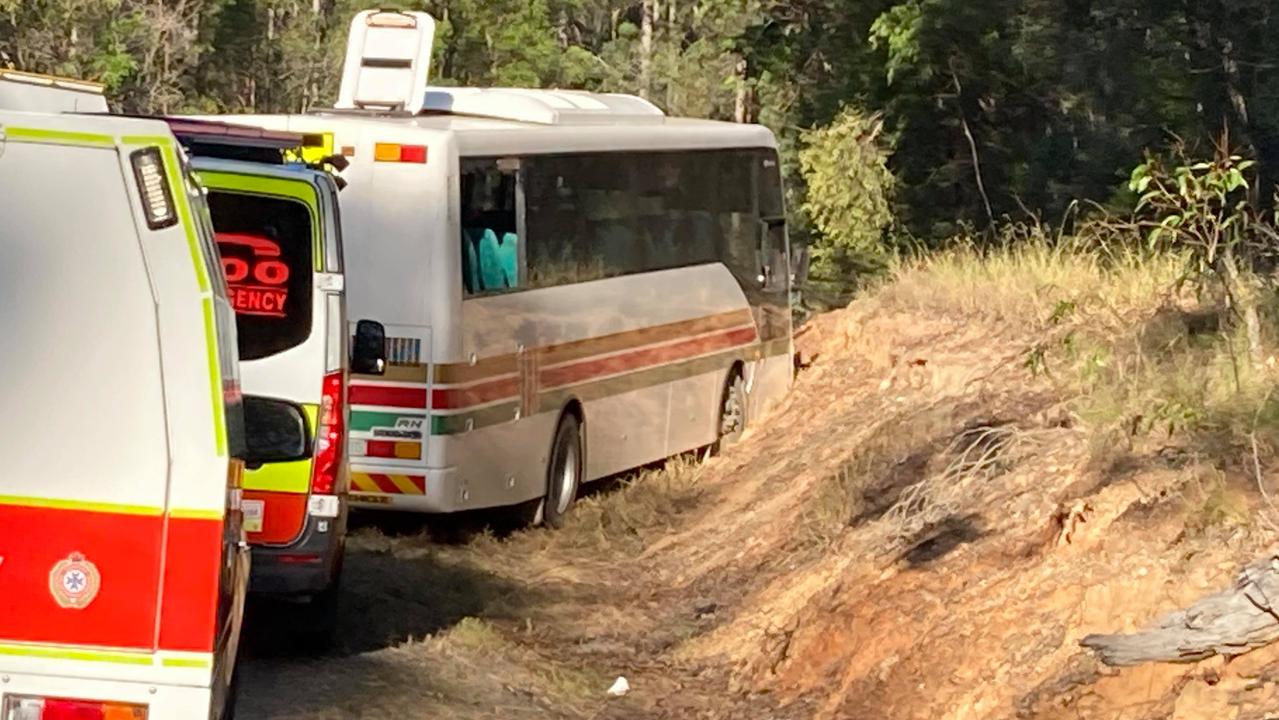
[350,473,382,493]
[388,474,421,495]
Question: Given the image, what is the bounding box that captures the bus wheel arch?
[541,400,585,528]
[714,362,748,453]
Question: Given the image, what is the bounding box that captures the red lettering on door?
[216,232,291,319]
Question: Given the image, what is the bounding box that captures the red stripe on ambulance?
[0,503,223,653]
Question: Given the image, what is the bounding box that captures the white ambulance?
[0,78,248,719]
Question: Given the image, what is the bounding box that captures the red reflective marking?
[370,474,400,494]
[365,440,396,458]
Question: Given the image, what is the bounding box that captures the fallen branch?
[1081,552,1279,666]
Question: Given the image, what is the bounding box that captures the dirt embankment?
[240,253,1279,719]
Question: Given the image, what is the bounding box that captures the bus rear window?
[207,191,314,361]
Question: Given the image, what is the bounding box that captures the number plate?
[241,499,264,533]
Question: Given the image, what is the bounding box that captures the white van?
[0,105,248,715]
[174,122,350,644]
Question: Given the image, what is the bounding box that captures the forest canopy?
[3,0,1276,265]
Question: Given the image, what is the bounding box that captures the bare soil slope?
[240,251,1279,719]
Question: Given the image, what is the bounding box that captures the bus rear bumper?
[0,671,216,719]
[348,466,462,513]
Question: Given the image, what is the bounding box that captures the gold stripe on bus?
[431,309,756,386]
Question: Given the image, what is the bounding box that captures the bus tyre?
[543,414,583,529]
[713,370,747,454]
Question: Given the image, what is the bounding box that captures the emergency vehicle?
[160,119,351,644]
[0,75,248,719]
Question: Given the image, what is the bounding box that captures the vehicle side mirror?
[242,396,311,469]
[352,319,387,375]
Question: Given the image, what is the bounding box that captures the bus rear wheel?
[712,370,747,455]
[542,414,582,529]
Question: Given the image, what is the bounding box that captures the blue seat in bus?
[462,227,483,293]
[497,232,519,287]
[477,228,519,290]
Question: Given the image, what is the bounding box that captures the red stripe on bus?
[0,504,223,653]
[354,325,757,411]
[430,376,519,410]
[349,384,427,409]
[540,326,758,389]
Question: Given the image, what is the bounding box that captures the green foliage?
[799,109,896,279]
[3,0,1279,270]
[1129,148,1256,276]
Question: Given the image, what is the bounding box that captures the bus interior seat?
[496,232,519,287]
[476,228,520,290]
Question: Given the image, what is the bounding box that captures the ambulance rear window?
[207,192,314,361]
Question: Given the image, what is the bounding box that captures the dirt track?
[236,295,1279,719]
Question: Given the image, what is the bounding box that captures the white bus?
[214,10,796,524]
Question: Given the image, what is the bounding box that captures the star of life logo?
[49,552,101,610]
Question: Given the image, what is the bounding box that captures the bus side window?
[461,161,520,295]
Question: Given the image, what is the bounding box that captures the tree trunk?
[640,0,655,100]
[734,55,749,123]
[950,67,995,230]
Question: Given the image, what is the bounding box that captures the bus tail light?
[4,696,147,720]
[373,143,427,164]
[310,370,345,496]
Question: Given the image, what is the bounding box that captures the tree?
[799,108,896,279]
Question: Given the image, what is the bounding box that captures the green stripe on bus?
[350,410,425,432]
[195,170,324,271]
[4,126,114,147]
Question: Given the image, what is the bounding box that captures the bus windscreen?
[208,191,314,361]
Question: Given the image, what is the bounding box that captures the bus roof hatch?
[336,9,436,115]
[0,69,108,114]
